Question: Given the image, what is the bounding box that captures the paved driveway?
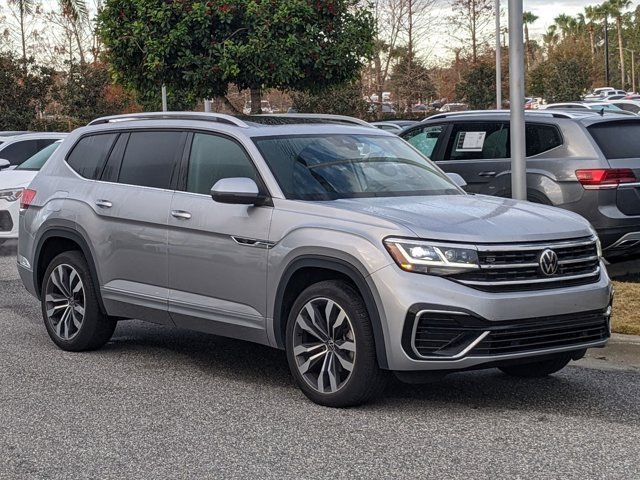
[1,241,639,479]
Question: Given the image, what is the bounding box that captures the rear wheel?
[41,251,116,351]
[499,354,572,378]
[285,280,387,407]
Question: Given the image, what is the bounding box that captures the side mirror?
[211,177,267,206]
[0,159,10,170]
[447,172,467,188]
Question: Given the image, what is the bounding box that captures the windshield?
[253,134,461,200]
[16,142,61,171]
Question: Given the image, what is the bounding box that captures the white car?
[606,99,640,115]
[543,102,636,115]
[0,140,64,245]
[0,132,66,171]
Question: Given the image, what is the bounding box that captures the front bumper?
[0,199,19,239]
[370,262,613,371]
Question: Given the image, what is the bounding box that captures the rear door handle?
[95,200,113,209]
[478,171,497,178]
[171,210,192,220]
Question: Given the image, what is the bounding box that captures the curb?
[609,333,640,346]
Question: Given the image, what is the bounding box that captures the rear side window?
[615,103,640,114]
[67,134,118,179]
[187,133,257,195]
[525,124,562,156]
[1,139,55,166]
[444,122,508,160]
[403,124,446,159]
[117,131,185,189]
[588,121,640,159]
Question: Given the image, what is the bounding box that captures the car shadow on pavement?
[0,240,17,257]
[104,320,640,425]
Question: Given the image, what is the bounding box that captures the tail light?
[575,169,637,189]
[20,188,37,210]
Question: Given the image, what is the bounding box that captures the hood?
[0,169,37,190]
[327,194,593,243]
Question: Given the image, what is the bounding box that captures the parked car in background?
[410,104,432,114]
[0,132,66,171]
[242,100,274,115]
[18,112,612,408]
[372,120,419,133]
[524,97,540,109]
[607,99,640,115]
[543,102,635,115]
[0,131,30,138]
[0,139,64,245]
[624,94,640,100]
[439,103,468,113]
[400,110,640,260]
[584,87,626,101]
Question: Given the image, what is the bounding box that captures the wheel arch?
[34,226,106,314]
[273,255,389,369]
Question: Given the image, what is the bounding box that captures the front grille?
[0,210,12,232]
[412,309,610,359]
[451,236,600,292]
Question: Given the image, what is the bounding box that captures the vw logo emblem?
[539,249,559,276]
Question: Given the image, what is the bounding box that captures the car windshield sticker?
[456,131,486,152]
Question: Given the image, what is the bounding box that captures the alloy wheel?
[44,264,86,341]
[292,297,356,394]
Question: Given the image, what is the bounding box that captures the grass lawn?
[612,277,640,336]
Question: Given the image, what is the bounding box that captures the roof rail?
[87,112,250,128]
[262,113,374,128]
[424,109,587,121]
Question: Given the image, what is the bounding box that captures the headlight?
[0,188,23,203]
[384,238,479,275]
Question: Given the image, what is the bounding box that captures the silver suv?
[400,110,640,260]
[18,113,613,407]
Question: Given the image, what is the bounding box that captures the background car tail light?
[20,189,37,209]
[575,169,637,189]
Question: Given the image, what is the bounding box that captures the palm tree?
[7,0,35,64]
[58,0,88,64]
[607,0,632,89]
[554,13,573,38]
[523,11,539,70]
[584,5,598,57]
[542,25,559,56]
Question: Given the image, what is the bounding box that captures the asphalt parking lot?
[1,240,639,479]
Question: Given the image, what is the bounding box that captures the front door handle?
[478,171,497,178]
[171,210,192,220]
[95,200,113,209]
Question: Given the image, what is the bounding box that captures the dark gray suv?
[400,110,640,260]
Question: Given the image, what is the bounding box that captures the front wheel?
[499,354,572,378]
[41,251,116,351]
[285,280,387,407]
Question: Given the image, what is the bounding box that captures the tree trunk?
[219,95,241,114]
[471,0,478,64]
[589,26,595,58]
[19,8,27,65]
[250,87,262,114]
[72,23,86,64]
[617,17,626,89]
[524,24,530,70]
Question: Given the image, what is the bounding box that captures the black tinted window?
[118,131,184,189]
[589,121,640,159]
[67,134,117,179]
[1,140,43,165]
[525,124,562,156]
[445,122,508,160]
[187,134,256,195]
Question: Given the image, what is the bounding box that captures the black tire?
[41,251,116,351]
[499,354,572,378]
[285,280,388,408]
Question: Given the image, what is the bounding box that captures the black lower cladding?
[0,210,13,232]
[406,308,610,359]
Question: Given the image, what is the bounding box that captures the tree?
[98,0,375,113]
[58,0,89,64]
[554,13,573,38]
[449,0,494,64]
[7,0,35,64]
[584,5,599,58]
[290,82,369,117]
[542,25,559,56]
[455,62,495,109]
[523,11,538,70]
[607,0,632,89]
[389,55,435,109]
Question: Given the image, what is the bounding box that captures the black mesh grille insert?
[0,211,12,232]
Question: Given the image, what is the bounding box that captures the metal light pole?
[625,48,636,93]
[508,0,527,201]
[204,99,212,112]
[604,16,610,86]
[495,0,502,109]
[161,85,168,112]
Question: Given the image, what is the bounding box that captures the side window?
[67,133,118,179]
[0,140,41,165]
[525,124,563,156]
[444,122,508,160]
[403,124,446,159]
[117,131,185,189]
[186,133,257,195]
[618,103,640,114]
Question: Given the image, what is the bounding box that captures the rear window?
[588,121,640,159]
